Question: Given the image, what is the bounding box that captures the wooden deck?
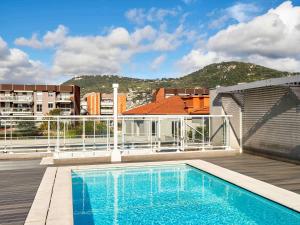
[0,154,299,224]
[204,153,300,194]
[0,160,45,225]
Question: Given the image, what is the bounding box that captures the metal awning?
[215,75,300,94]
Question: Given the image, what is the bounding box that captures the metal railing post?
[55,117,60,153]
[82,117,86,151]
[10,117,12,153]
[226,116,230,150]
[180,117,184,151]
[208,116,211,147]
[158,117,161,152]
[63,120,66,150]
[4,120,7,152]
[106,119,109,151]
[122,118,125,151]
[47,119,51,152]
[93,119,96,149]
[150,118,153,152]
[202,116,205,151]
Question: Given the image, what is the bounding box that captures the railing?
[0,96,33,102]
[0,115,232,157]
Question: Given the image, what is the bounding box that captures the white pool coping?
[25,160,300,225]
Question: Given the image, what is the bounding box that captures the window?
[37,104,42,112]
[48,92,55,97]
[48,103,53,109]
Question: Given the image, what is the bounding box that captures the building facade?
[211,75,300,162]
[82,92,127,115]
[0,84,80,116]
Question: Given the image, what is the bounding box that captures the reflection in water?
[72,165,300,225]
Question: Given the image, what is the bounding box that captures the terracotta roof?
[123,96,188,115]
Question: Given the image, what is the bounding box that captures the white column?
[111,83,121,162]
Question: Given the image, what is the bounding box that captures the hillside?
[63,61,297,108]
[63,61,295,95]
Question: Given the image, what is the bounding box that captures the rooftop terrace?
[1,154,299,224]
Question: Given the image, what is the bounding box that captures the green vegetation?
[63,61,297,96]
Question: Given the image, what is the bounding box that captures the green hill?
[63,61,296,96]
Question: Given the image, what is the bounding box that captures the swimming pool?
[72,164,300,225]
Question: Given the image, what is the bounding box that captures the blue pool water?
[72,165,300,225]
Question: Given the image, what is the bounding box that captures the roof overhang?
[215,75,300,94]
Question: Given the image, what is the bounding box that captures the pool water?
[72,165,300,225]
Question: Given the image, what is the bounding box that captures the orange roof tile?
[123,96,188,115]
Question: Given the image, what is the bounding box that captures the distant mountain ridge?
[63,61,297,97]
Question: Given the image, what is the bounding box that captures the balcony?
[100,101,113,107]
[101,109,113,115]
[56,96,72,103]
[0,108,33,115]
[0,95,33,102]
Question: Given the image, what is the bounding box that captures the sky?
[0,0,300,84]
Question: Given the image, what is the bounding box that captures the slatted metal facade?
[242,86,300,160]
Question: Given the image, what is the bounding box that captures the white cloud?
[125,7,180,25]
[151,54,166,71]
[14,25,68,49]
[208,1,300,58]
[209,3,260,29]
[14,33,43,48]
[178,1,300,73]
[177,50,232,73]
[226,3,260,23]
[50,24,189,76]
[0,37,50,83]
[182,0,196,5]
[13,23,191,77]
[43,25,68,47]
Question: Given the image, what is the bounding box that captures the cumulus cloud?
[151,54,166,71]
[43,25,68,47]
[125,7,180,25]
[177,50,232,73]
[178,1,300,73]
[15,33,43,48]
[13,23,191,77]
[209,3,260,29]
[14,25,68,49]
[0,37,49,83]
[209,1,300,58]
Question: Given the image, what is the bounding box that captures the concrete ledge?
[122,150,239,163]
[50,150,239,165]
[0,152,52,160]
[46,167,73,225]
[188,160,300,212]
[53,155,111,165]
[24,167,57,225]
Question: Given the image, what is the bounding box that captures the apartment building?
[0,84,80,116]
[123,88,210,115]
[81,92,127,115]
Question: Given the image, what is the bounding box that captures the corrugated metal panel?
[242,86,300,160]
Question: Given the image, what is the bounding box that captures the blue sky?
[0,0,300,84]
